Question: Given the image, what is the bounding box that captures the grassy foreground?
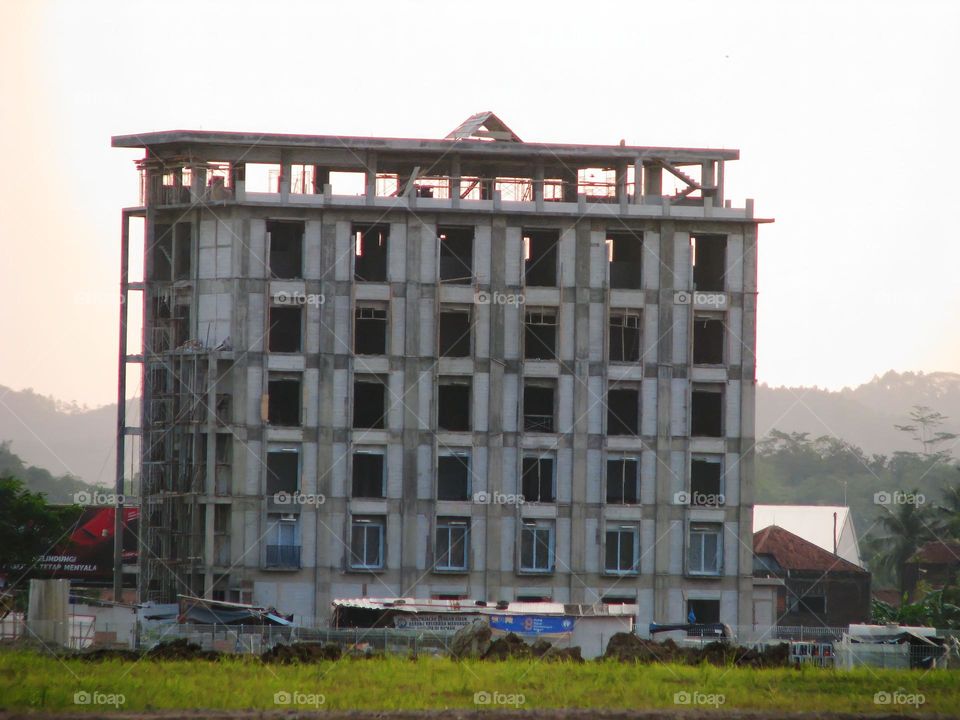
[0,651,955,714]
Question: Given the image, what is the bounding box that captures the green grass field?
[0,651,955,714]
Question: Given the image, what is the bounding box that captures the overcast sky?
[1,0,958,408]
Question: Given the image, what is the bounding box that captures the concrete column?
[484,217,507,600]
[653,221,675,623]
[644,164,663,197]
[449,156,461,208]
[365,152,378,205]
[569,219,593,602]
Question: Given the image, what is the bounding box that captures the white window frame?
[687,522,723,576]
[519,520,555,573]
[349,516,385,570]
[435,517,470,572]
[604,524,640,576]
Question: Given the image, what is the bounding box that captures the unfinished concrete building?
[113,112,769,628]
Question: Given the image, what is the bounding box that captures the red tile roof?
[908,540,960,566]
[754,525,866,574]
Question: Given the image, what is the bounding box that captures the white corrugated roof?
[331,597,635,617]
[754,505,863,567]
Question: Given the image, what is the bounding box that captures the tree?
[895,405,958,458]
[0,476,83,568]
[874,495,937,595]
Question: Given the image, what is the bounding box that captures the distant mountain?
[757,371,960,457]
[0,371,956,486]
[0,386,137,488]
[0,442,102,503]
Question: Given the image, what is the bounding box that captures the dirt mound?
[261,641,342,664]
[79,647,141,662]
[604,632,679,662]
[542,645,584,663]
[147,638,220,661]
[530,639,552,657]
[602,633,792,667]
[482,632,532,660]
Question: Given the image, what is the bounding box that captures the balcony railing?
[265,544,301,569]
[523,414,554,433]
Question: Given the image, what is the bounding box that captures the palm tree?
[873,494,937,596]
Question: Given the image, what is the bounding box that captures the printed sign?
[392,614,475,631]
[489,614,575,636]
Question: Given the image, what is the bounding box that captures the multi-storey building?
[113,112,768,628]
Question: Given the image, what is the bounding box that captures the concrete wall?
[144,198,759,628]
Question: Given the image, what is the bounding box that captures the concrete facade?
[114,114,767,627]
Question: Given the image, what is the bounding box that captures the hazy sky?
[1,0,958,408]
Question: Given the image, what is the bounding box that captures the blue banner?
[489,614,575,636]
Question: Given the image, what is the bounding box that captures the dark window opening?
[435,518,469,571]
[353,379,387,429]
[605,526,638,574]
[523,229,558,287]
[173,223,192,280]
[354,224,389,282]
[267,377,301,426]
[355,307,387,355]
[352,452,385,498]
[439,310,471,357]
[607,458,639,504]
[269,306,302,353]
[516,594,552,602]
[693,316,724,365]
[691,456,723,505]
[524,310,556,360]
[691,388,723,437]
[609,312,641,362]
[439,226,474,283]
[268,220,304,279]
[266,449,299,495]
[438,383,471,431]
[437,454,470,500]
[521,456,555,503]
[150,224,173,281]
[523,383,555,433]
[692,235,726,291]
[686,599,721,631]
[601,596,635,605]
[794,595,826,615]
[607,232,643,289]
[607,388,639,435]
